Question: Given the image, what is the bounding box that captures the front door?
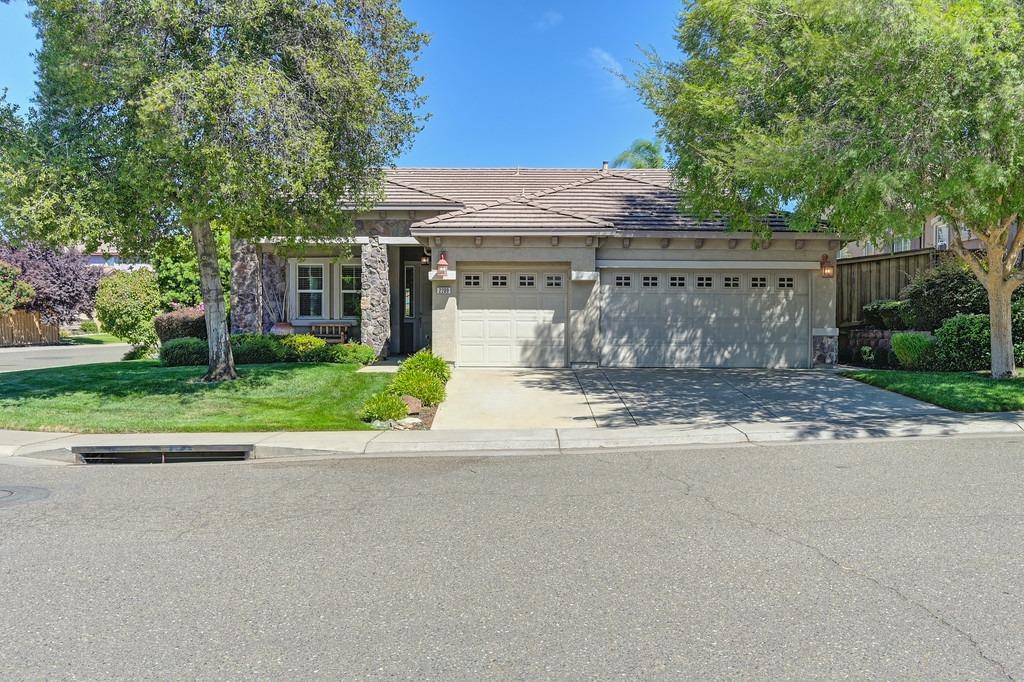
[400,262,426,354]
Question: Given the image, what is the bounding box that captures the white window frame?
[463,273,482,288]
[696,275,714,289]
[777,275,795,289]
[544,273,564,289]
[641,274,660,289]
[339,264,361,319]
[518,273,537,288]
[292,259,331,321]
[669,274,687,289]
[722,274,741,290]
[749,274,769,290]
[614,273,633,288]
[490,273,510,288]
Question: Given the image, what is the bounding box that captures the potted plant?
[263,277,292,336]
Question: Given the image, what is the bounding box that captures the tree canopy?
[637,0,1024,376]
[4,0,429,379]
[611,138,666,169]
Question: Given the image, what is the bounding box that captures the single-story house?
[230,166,840,368]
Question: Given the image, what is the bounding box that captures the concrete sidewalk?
[3,411,1024,464]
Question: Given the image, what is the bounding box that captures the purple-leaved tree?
[0,243,101,325]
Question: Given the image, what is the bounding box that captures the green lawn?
[0,361,390,433]
[842,369,1024,412]
[61,333,125,345]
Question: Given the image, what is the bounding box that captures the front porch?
[230,238,432,358]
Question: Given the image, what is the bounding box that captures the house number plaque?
[436,286,452,295]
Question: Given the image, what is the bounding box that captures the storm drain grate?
[73,445,253,465]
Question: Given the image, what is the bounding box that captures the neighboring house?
[230,166,841,369]
[87,245,152,272]
[838,216,983,259]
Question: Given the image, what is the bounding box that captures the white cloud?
[587,47,626,91]
[534,10,563,31]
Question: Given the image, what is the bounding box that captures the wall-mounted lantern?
[436,252,449,278]
[420,248,430,266]
[819,254,836,278]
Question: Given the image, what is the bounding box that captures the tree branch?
[952,226,989,286]
[1002,214,1024,274]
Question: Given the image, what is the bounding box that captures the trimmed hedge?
[932,314,990,371]
[160,337,209,367]
[901,260,994,331]
[154,306,207,343]
[232,333,285,364]
[400,349,451,383]
[330,342,378,365]
[862,299,912,331]
[158,334,378,368]
[279,334,329,362]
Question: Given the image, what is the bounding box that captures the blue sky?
[0,0,682,168]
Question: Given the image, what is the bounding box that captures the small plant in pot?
[263,281,293,336]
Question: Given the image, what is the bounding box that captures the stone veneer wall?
[360,236,390,357]
[812,334,838,367]
[230,239,262,333]
[260,253,287,333]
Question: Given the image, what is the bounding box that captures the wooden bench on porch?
[310,323,351,344]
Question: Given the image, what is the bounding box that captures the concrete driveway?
[432,367,953,430]
[0,343,130,373]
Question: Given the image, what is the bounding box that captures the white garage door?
[600,270,810,368]
[458,268,568,367]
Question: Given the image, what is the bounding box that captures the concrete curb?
[2,413,1023,465]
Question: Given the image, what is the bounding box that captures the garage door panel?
[601,269,809,368]
[458,268,568,368]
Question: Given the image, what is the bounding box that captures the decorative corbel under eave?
[694,238,705,249]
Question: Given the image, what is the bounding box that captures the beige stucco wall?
[425,233,838,368]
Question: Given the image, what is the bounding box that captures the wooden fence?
[0,310,60,347]
[837,248,938,327]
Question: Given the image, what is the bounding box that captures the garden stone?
[370,420,392,430]
[400,395,422,415]
[397,417,423,428]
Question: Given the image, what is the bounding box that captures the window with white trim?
[297,264,325,317]
[518,273,536,288]
[463,273,481,288]
[669,275,686,288]
[614,274,632,288]
[340,265,361,318]
[750,275,768,289]
[696,275,713,289]
[723,275,740,289]
[777,276,795,289]
[642,274,660,288]
[545,273,563,288]
[490,273,509,288]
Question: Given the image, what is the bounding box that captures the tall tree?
[7,0,427,380]
[611,138,666,169]
[638,0,1024,377]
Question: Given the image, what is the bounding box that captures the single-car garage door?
[458,268,568,367]
[600,269,810,368]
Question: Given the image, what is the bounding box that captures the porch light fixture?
[420,249,430,266]
[436,252,449,278]
[819,254,836,278]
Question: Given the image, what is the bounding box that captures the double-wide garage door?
[600,269,810,368]
[455,267,810,368]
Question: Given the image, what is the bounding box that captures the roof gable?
[413,197,613,229]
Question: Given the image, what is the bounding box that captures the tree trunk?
[190,220,237,382]
[988,283,1015,379]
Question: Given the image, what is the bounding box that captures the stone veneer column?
[360,236,390,357]
[230,238,262,333]
[260,253,287,332]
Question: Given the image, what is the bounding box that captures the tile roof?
[380,168,793,232]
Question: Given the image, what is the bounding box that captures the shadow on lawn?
[0,361,321,404]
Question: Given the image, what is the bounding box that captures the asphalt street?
[2,435,1023,680]
[0,343,129,373]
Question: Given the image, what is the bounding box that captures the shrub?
[79,320,100,334]
[0,243,102,325]
[899,259,1018,330]
[400,349,451,383]
[159,337,208,366]
[279,334,328,362]
[360,392,409,422]
[891,332,935,370]
[95,269,161,352]
[152,233,231,309]
[0,259,34,315]
[231,333,284,364]
[858,346,875,366]
[932,314,991,371]
[862,299,912,330]
[154,306,207,343]
[328,342,378,365]
[388,368,446,406]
